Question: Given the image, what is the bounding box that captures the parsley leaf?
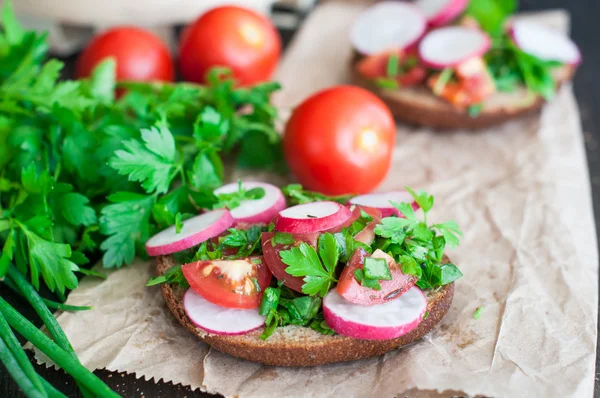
[473,306,484,320]
[174,213,183,234]
[433,220,462,248]
[99,192,154,267]
[212,180,266,210]
[354,268,381,290]
[364,257,392,280]
[23,228,79,293]
[282,184,352,206]
[405,187,434,214]
[280,233,339,297]
[273,232,294,245]
[374,187,463,289]
[465,0,516,35]
[109,123,179,194]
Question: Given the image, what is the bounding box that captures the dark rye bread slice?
[350,52,575,130]
[157,255,455,367]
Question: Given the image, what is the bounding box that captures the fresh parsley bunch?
[0,1,283,295]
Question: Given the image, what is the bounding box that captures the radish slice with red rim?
[349,191,419,217]
[323,286,427,340]
[146,209,234,256]
[214,181,286,225]
[183,289,265,335]
[274,201,352,234]
[350,2,427,55]
[415,0,469,27]
[419,26,491,69]
[510,20,580,65]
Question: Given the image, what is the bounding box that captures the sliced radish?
[214,182,286,225]
[510,20,581,65]
[415,0,469,27]
[323,286,427,340]
[350,2,427,55]
[183,288,265,335]
[419,26,491,69]
[349,191,419,217]
[146,209,234,256]
[273,201,352,234]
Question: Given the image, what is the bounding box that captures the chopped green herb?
[468,103,483,118]
[363,257,392,281]
[273,232,295,245]
[473,306,484,320]
[433,68,454,96]
[354,268,381,290]
[423,311,429,320]
[213,179,266,210]
[219,225,265,259]
[348,209,374,236]
[252,277,261,293]
[175,212,183,234]
[146,265,189,288]
[259,287,280,316]
[375,78,399,90]
[465,0,516,36]
[282,184,352,205]
[386,54,400,77]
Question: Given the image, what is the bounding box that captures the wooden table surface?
[1,0,599,396]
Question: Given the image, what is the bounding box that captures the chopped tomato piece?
[182,257,271,309]
[428,57,495,107]
[357,50,427,87]
[261,231,320,293]
[337,249,417,306]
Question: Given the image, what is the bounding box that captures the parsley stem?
[0,297,119,398]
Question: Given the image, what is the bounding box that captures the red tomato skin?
[182,257,271,309]
[336,249,417,306]
[178,6,281,85]
[284,86,396,195]
[76,27,174,82]
[261,231,319,293]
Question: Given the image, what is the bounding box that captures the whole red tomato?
[76,27,174,82]
[284,86,396,195]
[179,6,281,85]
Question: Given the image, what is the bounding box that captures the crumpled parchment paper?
[32,3,598,397]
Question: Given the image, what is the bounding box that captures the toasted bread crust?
[350,52,574,130]
[157,255,455,367]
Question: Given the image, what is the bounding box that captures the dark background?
[1,0,599,396]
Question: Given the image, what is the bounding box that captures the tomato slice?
[261,231,319,293]
[337,249,417,305]
[357,50,427,87]
[182,257,271,309]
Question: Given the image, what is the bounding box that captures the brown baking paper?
[31,3,597,397]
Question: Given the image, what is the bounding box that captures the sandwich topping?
[352,0,580,115]
[147,182,463,341]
